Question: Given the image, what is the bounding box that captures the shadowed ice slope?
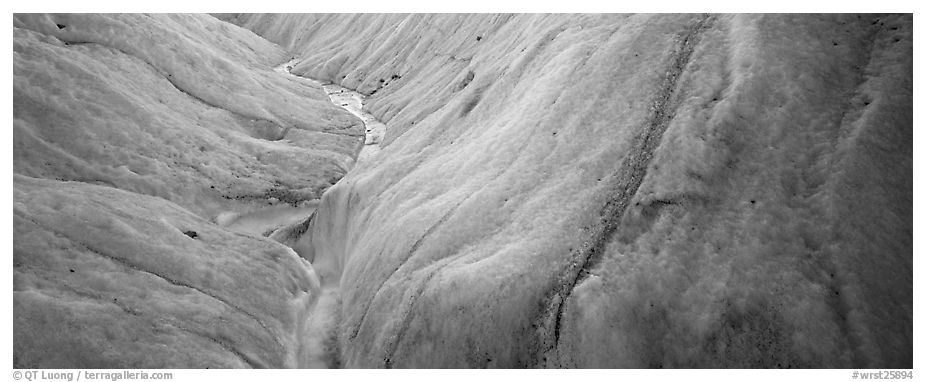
[227,13,912,368]
[13,13,364,368]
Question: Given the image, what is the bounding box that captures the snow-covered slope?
[227,14,912,368]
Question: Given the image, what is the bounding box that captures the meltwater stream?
[218,59,387,239]
[275,58,386,164]
[214,58,390,368]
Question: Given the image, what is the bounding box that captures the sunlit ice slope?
[227,14,912,368]
[13,175,321,368]
[14,13,364,219]
[13,13,365,368]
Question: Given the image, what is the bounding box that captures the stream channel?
[214,58,388,367]
[218,58,385,239]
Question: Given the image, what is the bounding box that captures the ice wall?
[228,14,912,368]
